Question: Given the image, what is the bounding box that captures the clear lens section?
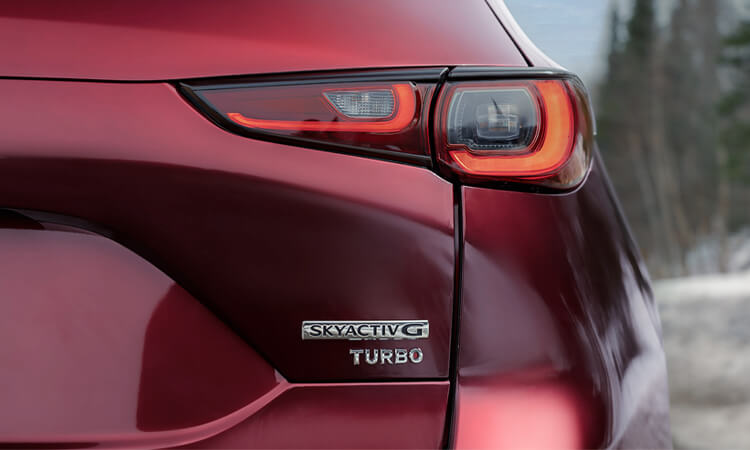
[447,88,538,152]
[324,90,395,118]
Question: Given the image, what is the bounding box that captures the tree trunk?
[716,145,731,273]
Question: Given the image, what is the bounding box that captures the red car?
[0,1,670,448]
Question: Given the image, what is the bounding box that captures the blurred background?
[505,0,750,448]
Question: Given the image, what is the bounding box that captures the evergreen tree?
[597,0,727,275]
[598,0,684,275]
[663,0,720,258]
[718,19,750,269]
[597,2,660,267]
[720,21,750,183]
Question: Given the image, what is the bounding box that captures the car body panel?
[453,154,671,448]
[0,215,449,448]
[0,218,279,446]
[0,79,455,381]
[0,0,526,81]
[187,384,449,449]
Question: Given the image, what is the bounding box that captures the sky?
[503,0,719,88]
[504,0,611,88]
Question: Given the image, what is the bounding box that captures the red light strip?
[448,80,575,177]
[226,84,416,133]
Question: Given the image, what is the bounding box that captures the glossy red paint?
[454,376,588,449]
[0,79,454,381]
[187,384,449,449]
[0,219,278,447]
[0,0,525,80]
[454,155,670,447]
[0,217,449,448]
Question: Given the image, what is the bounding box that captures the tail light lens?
[182,69,593,191]
[435,78,593,190]
[182,77,435,163]
[215,83,417,133]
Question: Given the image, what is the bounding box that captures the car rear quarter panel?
[453,155,671,448]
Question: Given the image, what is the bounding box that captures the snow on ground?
[685,228,750,275]
[655,270,750,449]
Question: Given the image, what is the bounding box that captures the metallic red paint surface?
[186,383,449,449]
[0,219,278,446]
[454,376,588,449]
[0,217,449,448]
[0,79,455,381]
[0,0,525,80]
[454,155,670,448]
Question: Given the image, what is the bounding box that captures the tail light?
[434,76,593,189]
[181,68,593,191]
[181,70,440,165]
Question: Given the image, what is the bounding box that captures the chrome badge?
[349,348,423,365]
[301,320,429,340]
